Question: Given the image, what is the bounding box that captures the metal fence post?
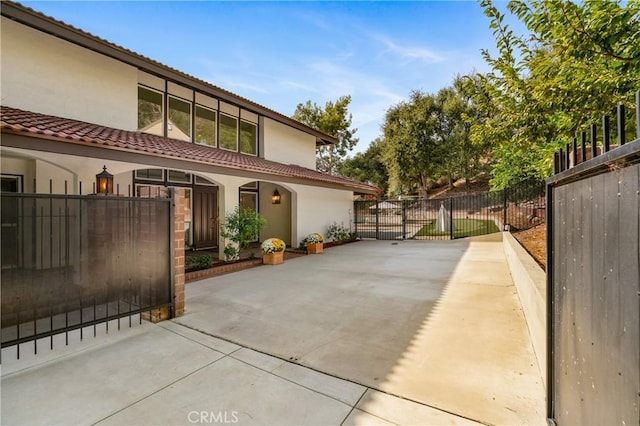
[448,197,454,240]
[502,188,508,231]
[354,201,359,237]
[168,187,176,319]
[617,104,625,146]
[375,201,379,240]
[402,201,407,240]
[545,181,555,421]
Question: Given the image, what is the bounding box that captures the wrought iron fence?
[1,184,173,358]
[353,178,545,241]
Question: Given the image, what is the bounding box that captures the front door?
[193,186,218,249]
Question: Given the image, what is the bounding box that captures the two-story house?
[0,2,378,258]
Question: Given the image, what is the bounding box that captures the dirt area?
[513,223,546,270]
[427,175,491,199]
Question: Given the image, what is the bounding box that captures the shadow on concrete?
[177,236,545,424]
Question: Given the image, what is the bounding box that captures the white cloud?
[369,32,445,64]
[280,80,319,93]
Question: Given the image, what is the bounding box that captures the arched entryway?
[132,168,220,250]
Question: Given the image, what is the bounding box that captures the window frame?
[239,119,258,156]
[166,170,193,184]
[194,104,217,148]
[137,85,165,136]
[167,95,192,141]
[134,169,164,182]
[218,112,239,152]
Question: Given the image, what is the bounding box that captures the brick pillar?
[146,188,186,322]
[173,188,186,316]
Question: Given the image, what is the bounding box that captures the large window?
[138,86,164,135]
[137,83,261,153]
[240,120,257,155]
[168,96,191,142]
[219,114,238,151]
[195,105,217,147]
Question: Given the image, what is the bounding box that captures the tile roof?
[0,106,380,194]
[1,1,337,146]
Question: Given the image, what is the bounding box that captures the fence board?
[549,146,639,425]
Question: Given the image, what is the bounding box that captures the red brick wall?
[173,188,186,316]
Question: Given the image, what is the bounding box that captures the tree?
[339,138,389,193]
[292,96,359,174]
[381,91,435,195]
[380,83,485,195]
[468,0,640,188]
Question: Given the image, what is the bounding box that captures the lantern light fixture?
[96,165,114,195]
[271,189,281,204]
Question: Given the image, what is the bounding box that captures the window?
[219,114,238,151]
[167,170,192,184]
[240,120,257,155]
[240,181,258,189]
[240,191,257,212]
[168,96,191,142]
[135,169,163,181]
[183,188,193,248]
[135,169,164,181]
[195,105,216,147]
[138,86,164,135]
[136,184,169,198]
[240,190,258,242]
[1,175,22,193]
[195,175,217,186]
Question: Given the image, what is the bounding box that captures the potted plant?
[305,233,324,254]
[261,238,285,265]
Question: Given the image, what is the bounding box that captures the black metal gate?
[1,191,173,357]
[546,96,640,425]
[354,179,544,240]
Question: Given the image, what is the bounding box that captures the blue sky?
[24,1,523,154]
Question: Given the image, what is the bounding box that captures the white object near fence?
[436,203,450,232]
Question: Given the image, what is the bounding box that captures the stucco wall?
[1,155,35,192]
[0,18,137,130]
[262,118,316,169]
[289,184,353,246]
[259,182,292,246]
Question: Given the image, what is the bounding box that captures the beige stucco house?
[0,2,378,259]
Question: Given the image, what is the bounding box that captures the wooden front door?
[193,186,218,249]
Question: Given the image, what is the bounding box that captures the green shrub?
[326,222,351,242]
[220,206,267,260]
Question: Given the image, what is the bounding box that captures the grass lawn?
[415,218,500,238]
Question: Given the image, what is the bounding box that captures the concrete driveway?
[1,235,545,425]
[175,236,545,425]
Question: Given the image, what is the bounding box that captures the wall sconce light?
[96,165,114,195]
[271,189,281,204]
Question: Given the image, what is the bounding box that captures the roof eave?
[0,127,377,195]
[1,1,338,147]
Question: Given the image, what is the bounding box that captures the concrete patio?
[1,236,546,425]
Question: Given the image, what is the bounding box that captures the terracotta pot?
[263,251,284,265]
[306,242,323,254]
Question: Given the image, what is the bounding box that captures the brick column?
[173,188,186,317]
[146,188,186,322]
